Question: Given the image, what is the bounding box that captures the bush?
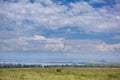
[56,69,61,72]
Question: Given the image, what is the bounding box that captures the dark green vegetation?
[0,68,120,80]
[0,63,120,68]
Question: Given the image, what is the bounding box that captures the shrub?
[56,69,61,72]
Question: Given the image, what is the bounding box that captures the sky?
[0,0,120,64]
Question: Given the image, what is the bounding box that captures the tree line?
[0,63,120,68]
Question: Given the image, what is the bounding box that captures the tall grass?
[0,68,120,80]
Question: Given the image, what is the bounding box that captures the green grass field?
[0,68,120,80]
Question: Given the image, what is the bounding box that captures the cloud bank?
[1,35,120,54]
[0,0,120,54]
[0,0,120,33]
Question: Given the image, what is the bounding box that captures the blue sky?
[0,0,120,64]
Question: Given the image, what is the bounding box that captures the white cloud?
[0,0,120,54]
[1,35,64,51]
[97,42,120,53]
[0,34,120,54]
[0,0,120,34]
[33,35,46,40]
[45,43,64,51]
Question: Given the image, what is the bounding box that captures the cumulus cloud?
[0,34,120,54]
[0,0,120,34]
[0,35,65,51]
[0,0,120,54]
[19,35,46,41]
[97,43,120,53]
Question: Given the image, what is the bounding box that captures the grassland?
[0,68,120,80]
